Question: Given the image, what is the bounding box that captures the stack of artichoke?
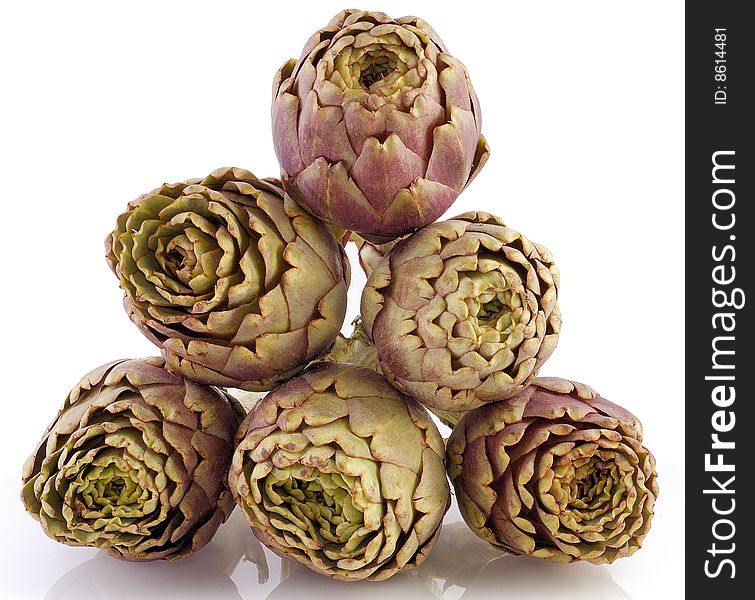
[22,7,657,585]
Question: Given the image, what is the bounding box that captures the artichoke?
[229,363,450,581]
[446,378,658,564]
[361,212,560,422]
[272,9,489,242]
[106,167,349,391]
[21,358,244,561]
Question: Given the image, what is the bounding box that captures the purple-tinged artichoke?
[361,212,560,423]
[106,167,349,391]
[446,378,658,564]
[21,358,244,561]
[229,363,450,581]
[272,9,489,243]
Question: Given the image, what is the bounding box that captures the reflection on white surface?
[409,520,503,594]
[1,463,683,599]
[456,556,631,600]
[269,565,438,599]
[41,506,630,600]
[44,511,268,600]
[406,519,630,600]
[45,557,243,600]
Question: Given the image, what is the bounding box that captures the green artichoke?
[272,9,489,242]
[361,212,560,423]
[229,363,450,581]
[21,357,244,561]
[446,378,658,564]
[106,167,350,391]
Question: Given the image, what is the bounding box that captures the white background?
[0,1,684,598]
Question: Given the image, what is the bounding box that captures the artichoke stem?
[228,390,267,413]
[320,317,380,372]
[352,234,401,278]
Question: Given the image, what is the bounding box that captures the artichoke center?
[442,269,534,365]
[468,288,526,344]
[477,293,516,330]
[360,60,391,88]
[267,469,365,546]
[355,51,399,91]
[163,234,200,281]
[166,247,188,271]
[569,463,612,508]
[69,452,159,523]
[88,467,140,508]
[103,477,126,501]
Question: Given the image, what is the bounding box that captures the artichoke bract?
[353,234,397,278]
[272,9,489,242]
[106,167,349,391]
[446,378,658,564]
[361,212,560,422]
[21,358,244,561]
[229,363,450,581]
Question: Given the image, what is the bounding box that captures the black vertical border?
[686,3,753,595]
